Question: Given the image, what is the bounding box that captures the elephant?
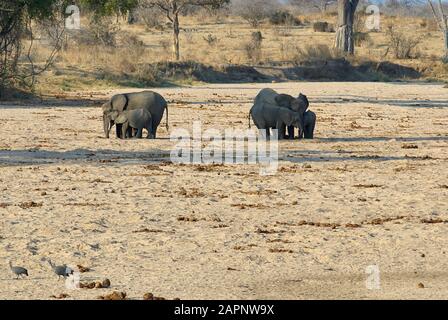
[115,108,154,139]
[249,88,309,138]
[299,110,316,139]
[102,90,168,139]
[249,103,303,140]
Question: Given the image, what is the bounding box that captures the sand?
[0,82,447,299]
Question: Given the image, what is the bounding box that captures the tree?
[141,0,229,61]
[425,0,448,60]
[290,0,337,13]
[0,0,67,96]
[80,0,138,20]
[334,0,359,55]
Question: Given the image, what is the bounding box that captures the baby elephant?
[250,104,302,139]
[115,108,154,139]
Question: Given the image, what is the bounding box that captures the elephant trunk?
[103,114,112,138]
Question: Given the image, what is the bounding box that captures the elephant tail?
[165,104,169,131]
[248,108,252,129]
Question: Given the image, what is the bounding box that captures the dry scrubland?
[0,82,447,299]
[31,12,448,94]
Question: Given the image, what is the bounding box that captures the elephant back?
[127,91,166,113]
[254,88,279,106]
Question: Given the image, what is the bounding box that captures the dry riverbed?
[0,82,447,299]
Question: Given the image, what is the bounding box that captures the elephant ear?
[297,93,309,114]
[101,102,112,113]
[275,94,295,108]
[111,94,128,113]
[114,113,128,124]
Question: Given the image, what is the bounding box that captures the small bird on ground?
[8,261,28,279]
[48,259,74,280]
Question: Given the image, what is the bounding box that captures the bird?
[8,261,28,279]
[47,259,74,280]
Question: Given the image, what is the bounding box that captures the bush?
[269,10,300,26]
[232,0,275,27]
[354,32,372,47]
[73,18,120,47]
[203,34,218,46]
[137,7,165,30]
[313,22,334,33]
[292,44,340,64]
[385,26,422,59]
[244,31,263,63]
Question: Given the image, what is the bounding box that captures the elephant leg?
[135,128,143,139]
[146,122,155,139]
[121,122,129,139]
[287,126,295,139]
[103,115,112,138]
[258,128,269,140]
[125,126,133,139]
[116,124,123,139]
[150,126,157,139]
[276,122,285,140]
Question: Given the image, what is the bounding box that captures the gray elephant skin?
[249,88,310,139]
[115,108,153,139]
[300,110,316,139]
[102,90,168,139]
[250,103,303,139]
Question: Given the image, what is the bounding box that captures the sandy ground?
[0,82,447,300]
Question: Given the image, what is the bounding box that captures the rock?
[102,278,111,288]
[76,264,90,273]
[98,291,127,300]
[417,282,425,288]
[143,293,154,300]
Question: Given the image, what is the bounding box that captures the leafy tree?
[79,0,138,19]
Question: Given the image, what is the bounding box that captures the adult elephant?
[249,88,309,138]
[102,90,168,139]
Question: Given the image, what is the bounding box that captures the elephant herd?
[102,89,316,140]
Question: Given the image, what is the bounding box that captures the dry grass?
[29,13,448,93]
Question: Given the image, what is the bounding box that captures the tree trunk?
[444,28,448,59]
[173,13,180,61]
[335,0,359,55]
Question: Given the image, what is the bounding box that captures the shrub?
[385,26,422,59]
[292,44,340,64]
[73,18,120,47]
[203,34,218,46]
[354,32,373,47]
[269,10,300,26]
[313,22,334,33]
[244,31,263,63]
[232,0,274,27]
[137,6,165,30]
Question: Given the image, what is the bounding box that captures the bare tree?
[290,0,337,13]
[425,0,448,59]
[0,1,65,96]
[140,0,229,61]
[334,0,359,55]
